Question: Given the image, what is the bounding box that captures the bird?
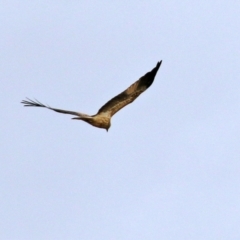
[21,61,162,131]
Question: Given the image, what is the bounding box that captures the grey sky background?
[1,1,240,239]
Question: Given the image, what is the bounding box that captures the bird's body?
[21,61,162,131]
[77,113,111,130]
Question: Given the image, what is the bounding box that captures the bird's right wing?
[21,98,90,118]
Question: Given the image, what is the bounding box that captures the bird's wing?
[21,98,90,118]
[97,61,162,117]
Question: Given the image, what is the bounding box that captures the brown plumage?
[21,61,162,131]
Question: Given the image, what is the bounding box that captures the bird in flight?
[21,61,162,131]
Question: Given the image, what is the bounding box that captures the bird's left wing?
[97,61,162,117]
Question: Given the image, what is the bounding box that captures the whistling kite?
[21,61,162,131]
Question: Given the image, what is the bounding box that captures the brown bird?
[21,61,162,131]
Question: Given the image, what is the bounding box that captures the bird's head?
[106,122,111,132]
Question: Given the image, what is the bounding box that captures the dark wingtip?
[20,98,46,107]
[155,60,162,70]
[150,60,162,77]
[21,98,33,107]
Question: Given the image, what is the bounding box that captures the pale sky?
[1,1,240,239]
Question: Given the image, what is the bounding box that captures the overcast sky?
[1,1,240,239]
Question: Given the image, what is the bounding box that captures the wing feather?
[97,61,162,116]
[21,98,89,118]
